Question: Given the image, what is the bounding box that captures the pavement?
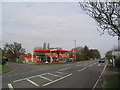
[2,60,107,89]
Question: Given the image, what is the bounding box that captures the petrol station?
[34,49,70,63]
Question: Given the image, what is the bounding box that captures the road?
[2,59,107,89]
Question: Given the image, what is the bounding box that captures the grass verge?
[108,61,112,64]
[107,65,120,72]
[102,74,120,88]
[15,61,24,64]
[102,65,120,88]
[0,65,10,71]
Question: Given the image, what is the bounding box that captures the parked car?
[99,58,105,63]
[52,60,59,63]
[68,58,75,62]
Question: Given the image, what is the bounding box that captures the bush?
[115,57,120,69]
[76,56,84,61]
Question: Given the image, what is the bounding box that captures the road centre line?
[47,73,61,77]
[26,78,39,87]
[38,75,52,81]
[78,67,87,72]
[43,73,72,87]
[89,64,94,67]
[98,64,100,67]
[8,83,14,90]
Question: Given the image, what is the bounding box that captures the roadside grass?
[107,65,120,72]
[15,61,24,64]
[108,61,112,64]
[0,65,10,71]
[102,74,120,88]
[102,64,120,88]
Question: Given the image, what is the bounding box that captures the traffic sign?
[112,51,120,56]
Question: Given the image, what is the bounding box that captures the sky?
[1,2,118,57]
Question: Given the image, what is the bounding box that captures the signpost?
[72,48,76,60]
[112,51,120,57]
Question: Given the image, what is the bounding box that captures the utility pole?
[31,51,34,63]
[74,40,76,61]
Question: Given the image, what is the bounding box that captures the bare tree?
[79,1,120,51]
[4,42,26,60]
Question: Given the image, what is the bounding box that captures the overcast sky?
[2,2,117,57]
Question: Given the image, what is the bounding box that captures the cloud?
[2,2,117,57]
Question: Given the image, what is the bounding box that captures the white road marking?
[13,73,48,82]
[27,75,38,79]
[38,75,52,81]
[47,73,61,77]
[92,77,100,89]
[56,71,65,74]
[99,76,102,78]
[41,73,48,75]
[43,73,72,87]
[101,62,108,76]
[75,65,81,67]
[26,78,39,87]
[5,69,48,77]
[13,78,26,82]
[8,83,14,90]
[89,64,94,67]
[78,67,87,72]
[98,64,100,67]
[59,67,71,71]
[92,61,108,89]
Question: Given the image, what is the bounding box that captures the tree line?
[1,42,101,63]
[69,45,101,61]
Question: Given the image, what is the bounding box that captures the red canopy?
[34,49,69,52]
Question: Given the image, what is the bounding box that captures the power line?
[4,31,42,41]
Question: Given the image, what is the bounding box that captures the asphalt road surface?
[2,59,107,89]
